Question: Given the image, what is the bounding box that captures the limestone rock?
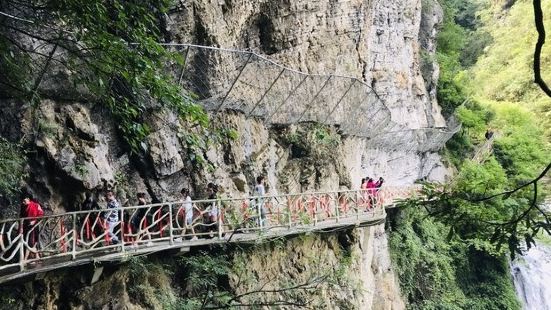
[147,128,185,177]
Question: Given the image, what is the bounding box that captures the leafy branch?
[0,0,208,152]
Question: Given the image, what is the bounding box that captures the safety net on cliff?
[164,43,460,153]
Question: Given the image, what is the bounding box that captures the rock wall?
[0,0,450,212]
[169,0,445,128]
[0,0,452,308]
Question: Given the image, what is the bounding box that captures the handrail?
[5,186,421,223]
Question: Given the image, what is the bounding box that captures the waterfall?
[511,243,551,309]
[511,202,551,310]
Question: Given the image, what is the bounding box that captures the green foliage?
[444,99,494,166]
[1,0,208,153]
[0,138,26,203]
[0,36,32,97]
[126,257,177,308]
[461,30,493,67]
[389,208,521,309]
[436,0,492,115]
[437,0,550,258]
[436,0,468,116]
[406,139,547,257]
[58,0,208,152]
[281,123,340,159]
[468,0,551,139]
[490,103,549,180]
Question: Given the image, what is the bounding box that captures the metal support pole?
[217,201,223,239]
[287,199,293,229]
[356,196,360,220]
[72,213,77,259]
[296,75,332,123]
[19,219,25,271]
[323,79,356,124]
[177,46,191,86]
[335,197,340,223]
[266,75,308,123]
[215,52,254,112]
[248,68,285,117]
[313,200,317,227]
[120,209,125,253]
[257,198,262,230]
[342,90,370,134]
[169,204,174,245]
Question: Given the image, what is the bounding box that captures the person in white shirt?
[254,176,267,227]
[181,188,196,239]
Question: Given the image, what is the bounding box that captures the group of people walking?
[14,176,269,256]
[14,174,386,262]
[361,176,384,193]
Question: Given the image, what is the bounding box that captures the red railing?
[0,186,419,275]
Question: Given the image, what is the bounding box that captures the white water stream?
[511,202,551,309]
[511,243,551,310]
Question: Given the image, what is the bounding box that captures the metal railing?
[0,186,420,275]
[165,43,460,153]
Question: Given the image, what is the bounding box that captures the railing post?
[356,194,361,220]
[217,201,223,240]
[335,195,340,223]
[19,219,25,271]
[287,198,292,229]
[120,209,125,253]
[72,213,77,259]
[257,197,263,230]
[313,198,317,227]
[169,204,174,245]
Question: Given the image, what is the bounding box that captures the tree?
[406,0,551,258]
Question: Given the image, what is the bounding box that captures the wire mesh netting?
[167,44,460,153]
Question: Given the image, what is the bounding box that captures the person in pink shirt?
[366,178,376,194]
[366,178,377,208]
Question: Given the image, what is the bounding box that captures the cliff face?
[0,0,448,309]
[0,0,447,213]
[171,0,445,128]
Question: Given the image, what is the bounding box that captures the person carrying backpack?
[103,190,120,245]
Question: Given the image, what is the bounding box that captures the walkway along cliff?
[0,187,420,284]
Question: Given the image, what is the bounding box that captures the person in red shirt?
[21,196,43,260]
